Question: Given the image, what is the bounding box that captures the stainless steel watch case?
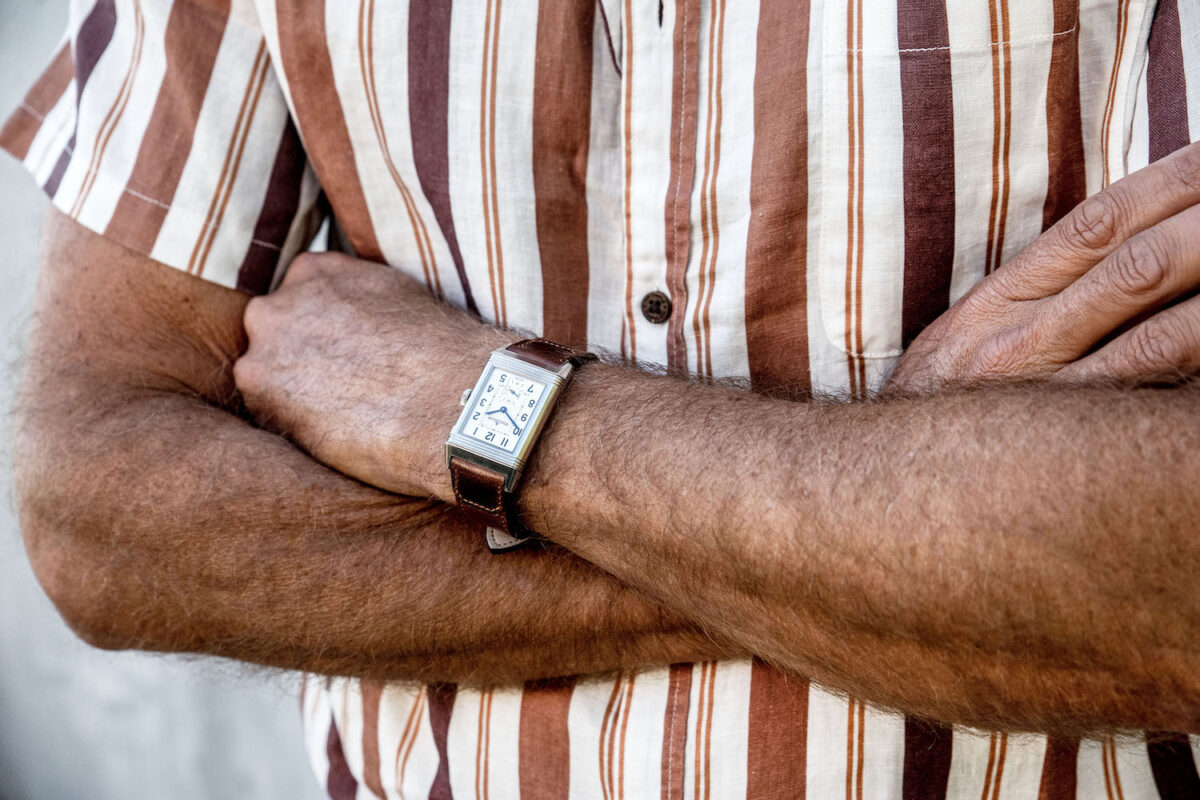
[444,348,574,493]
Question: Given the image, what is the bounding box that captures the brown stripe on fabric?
[1037,737,1080,800]
[744,0,811,395]
[901,718,952,800]
[188,42,270,277]
[843,0,867,395]
[518,677,575,800]
[844,698,857,800]
[996,0,1013,273]
[409,0,478,314]
[394,690,427,793]
[237,118,306,294]
[693,662,711,800]
[663,0,702,371]
[1041,0,1085,232]
[532,0,595,348]
[695,0,728,378]
[0,42,74,161]
[897,0,955,348]
[746,660,808,800]
[276,0,383,262]
[984,0,1014,275]
[618,676,636,800]
[1146,0,1191,163]
[104,0,231,252]
[327,717,360,800]
[44,0,118,198]
[358,0,441,298]
[70,0,146,219]
[599,676,623,800]
[426,683,457,800]
[660,664,693,800]
[479,0,503,324]
[360,680,385,800]
[1147,733,1200,799]
[620,0,637,362]
[981,733,999,800]
[843,0,858,396]
[1101,0,1132,188]
[991,733,1009,800]
[1108,738,1127,800]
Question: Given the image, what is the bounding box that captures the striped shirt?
[4,0,1200,797]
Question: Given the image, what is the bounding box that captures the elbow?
[15,464,138,652]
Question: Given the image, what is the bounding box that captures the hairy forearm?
[17,382,725,683]
[512,367,1200,732]
[17,211,727,684]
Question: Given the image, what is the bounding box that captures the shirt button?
[641,291,672,324]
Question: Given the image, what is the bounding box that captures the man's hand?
[235,252,509,498]
[889,141,1200,394]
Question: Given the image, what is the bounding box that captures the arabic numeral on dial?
[527,384,534,392]
[501,437,509,447]
[472,412,480,420]
[528,399,536,407]
[486,384,494,392]
[499,374,506,382]
[485,432,495,442]
[520,413,528,422]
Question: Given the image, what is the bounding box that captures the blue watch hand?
[502,410,520,431]
[485,405,508,416]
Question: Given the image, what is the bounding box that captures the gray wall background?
[0,3,324,798]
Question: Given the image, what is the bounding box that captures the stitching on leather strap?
[451,461,504,514]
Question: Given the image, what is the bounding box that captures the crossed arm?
[17,143,1200,735]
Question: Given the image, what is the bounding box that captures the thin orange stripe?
[1101,739,1116,800]
[981,732,998,800]
[621,0,637,362]
[845,698,856,800]
[479,0,500,322]
[853,0,866,395]
[994,0,1013,273]
[392,690,425,799]
[71,1,145,219]
[843,0,858,396]
[1101,0,1131,187]
[990,733,1008,800]
[704,662,717,800]
[607,678,627,800]
[598,677,622,800]
[483,690,493,800]
[192,45,269,277]
[1108,738,1126,800]
[855,701,865,800]
[474,691,486,800]
[692,0,719,375]
[617,675,635,800]
[694,662,709,799]
[984,0,1002,276]
[700,0,728,379]
[486,0,506,327]
[359,0,439,296]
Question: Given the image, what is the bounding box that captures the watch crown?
[459,389,472,407]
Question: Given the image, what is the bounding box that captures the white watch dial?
[461,367,547,452]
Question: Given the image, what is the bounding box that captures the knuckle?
[286,251,325,280]
[1109,234,1170,298]
[1128,319,1184,368]
[1166,141,1200,196]
[968,327,1029,380]
[1064,191,1122,252]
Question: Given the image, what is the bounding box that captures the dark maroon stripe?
[901,718,952,800]
[325,717,360,800]
[409,0,477,315]
[532,0,594,349]
[237,119,307,294]
[1146,0,1191,163]
[426,682,457,800]
[1148,733,1200,800]
[1037,737,1080,800]
[45,0,118,198]
[1041,0,1085,232]
[897,0,955,348]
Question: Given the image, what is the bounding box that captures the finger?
[1055,292,1200,384]
[990,141,1200,300]
[1039,202,1200,358]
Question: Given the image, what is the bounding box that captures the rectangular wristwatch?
[445,339,595,552]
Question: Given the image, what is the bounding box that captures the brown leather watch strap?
[505,338,597,371]
[448,455,524,538]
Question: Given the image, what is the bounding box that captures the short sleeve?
[0,0,324,294]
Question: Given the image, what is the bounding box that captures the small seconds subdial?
[463,368,547,452]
